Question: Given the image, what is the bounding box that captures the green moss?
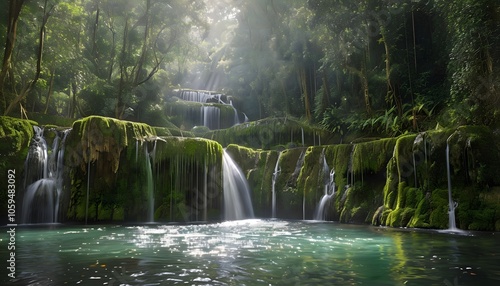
[386,208,404,227]
[153,127,173,136]
[206,117,337,149]
[155,137,222,165]
[352,138,397,175]
[0,116,36,156]
[325,144,352,193]
[66,115,156,172]
[427,188,449,228]
[0,116,37,220]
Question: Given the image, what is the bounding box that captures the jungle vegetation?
[1,0,499,137]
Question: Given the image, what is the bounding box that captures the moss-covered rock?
[65,115,156,173]
[0,116,36,157]
[206,117,337,149]
[0,116,37,224]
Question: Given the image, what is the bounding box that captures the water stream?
[271,151,282,218]
[2,220,498,285]
[446,135,459,231]
[222,150,254,220]
[314,152,336,220]
[21,127,69,224]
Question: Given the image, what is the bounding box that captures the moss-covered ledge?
[0,116,37,157]
[65,116,156,173]
[155,136,223,165]
[0,116,37,224]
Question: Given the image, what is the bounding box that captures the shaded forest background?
[1,0,499,137]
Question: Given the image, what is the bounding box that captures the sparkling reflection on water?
[1,219,499,285]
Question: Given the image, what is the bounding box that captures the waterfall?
[21,127,70,224]
[271,152,283,218]
[144,142,155,222]
[446,135,459,231]
[222,150,254,220]
[230,100,241,126]
[202,105,221,130]
[85,156,90,224]
[174,89,246,130]
[290,150,307,220]
[314,152,336,220]
[180,90,222,103]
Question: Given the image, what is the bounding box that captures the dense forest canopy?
[0,0,499,136]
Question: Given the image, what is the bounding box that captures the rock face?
[3,114,500,230]
[62,116,223,222]
[228,126,500,231]
[0,116,36,225]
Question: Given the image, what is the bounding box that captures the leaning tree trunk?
[4,1,53,116]
[0,0,25,113]
[380,26,402,117]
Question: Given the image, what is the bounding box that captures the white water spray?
[446,134,458,231]
[271,152,282,218]
[222,150,254,220]
[314,154,336,220]
[22,127,70,224]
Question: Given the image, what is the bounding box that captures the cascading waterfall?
[144,141,156,222]
[445,134,458,231]
[314,151,336,220]
[179,90,223,103]
[314,170,336,220]
[222,150,254,220]
[134,139,158,222]
[21,127,70,224]
[230,100,245,126]
[174,89,246,130]
[271,151,283,218]
[202,105,221,130]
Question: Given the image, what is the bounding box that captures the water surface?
[1,220,499,285]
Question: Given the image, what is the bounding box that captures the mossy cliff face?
[377,127,500,230]
[65,115,156,173]
[64,116,156,221]
[64,116,224,222]
[226,126,500,230]
[152,137,223,222]
[207,117,336,149]
[0,116,37,224]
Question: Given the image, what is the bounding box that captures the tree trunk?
[134,0,150,85]
[298,66,312,121]
[380,27,402,117]
[280,79,289,114]
[0,0,25,113]
[90,2,100,75]
[345,64,372,115]
[320,69,331,113]
[4,1,53,116]
[44,67,55,114]
[115,19,129,119]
